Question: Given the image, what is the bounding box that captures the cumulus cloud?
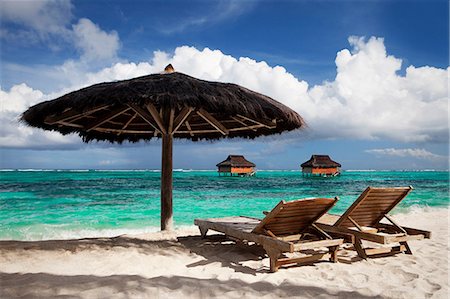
[307,36,448,142]
[365,148,446,161]
[0,84,80,149]
[1,36,448,150]
[72,18,120,62]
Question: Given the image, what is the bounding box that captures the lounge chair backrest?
[252,197,338,236]
[335,186,413,228]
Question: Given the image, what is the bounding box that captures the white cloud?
[1,36,448,150]
[84,62,154,85]
[307,37,448,142]
[72,18,120,62]
[1,1,120,63]
[0,84,80,149]
[0,0,73,41]
[365,148,446,161]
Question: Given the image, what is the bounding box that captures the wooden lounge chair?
[194,198,344,272]
[316,186,431,259]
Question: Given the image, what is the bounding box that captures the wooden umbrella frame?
[41,103,279,230]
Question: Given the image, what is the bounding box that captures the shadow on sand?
[0,234,385,298]
[0,272,383,299]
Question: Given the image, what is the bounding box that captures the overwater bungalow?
[301,155,341,177]
[216,155,256,176]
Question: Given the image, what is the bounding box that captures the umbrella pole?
[161,133,173,230]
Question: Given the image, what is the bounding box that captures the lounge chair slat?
[369,186,412,194]
[366,193,404,201]
[348,212,390,220]
[357,194,406,202]
[350,208,393,216]
[348,213,382,219]
[341,213,393,225]
[359,196,407,203]
[338,212,379,222]
[267,218,318,225]
[266,225,310,234]
[276,209,322,216]
[276,208,329,217]
[366,190,408,195]
[279,198,335,206]
[252,198,336,234]
[281,200,335,209]
[264,216,316,224]
[361,195,402,205]
[347,209,395,217]
[366,189,408,193]
[266,222,315,234]
[265,222,310,230]
[349,204,398,213]
[280,205,330,212]
[268,209,331,218]
[349,209,396,216]
[350,202,395,209]
[347,210,390,216]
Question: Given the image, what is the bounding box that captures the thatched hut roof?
[301,155,341,168]
[216,155,256,168]
[21,71,305,143]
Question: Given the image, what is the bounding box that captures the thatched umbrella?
[22,65,305,230]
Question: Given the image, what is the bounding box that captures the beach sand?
[0,208,448,298]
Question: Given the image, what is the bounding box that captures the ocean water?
[0,170,448,241]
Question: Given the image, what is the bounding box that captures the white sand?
[0,208,448,298]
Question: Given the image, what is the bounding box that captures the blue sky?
[0,0,448,170]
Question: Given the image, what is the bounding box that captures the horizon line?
[1,168,448,172]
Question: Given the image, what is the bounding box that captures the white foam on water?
[393,204,449,215]
[0,224,201,241]
[0,225,158,241]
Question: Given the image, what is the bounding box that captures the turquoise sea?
[0,170,448,240]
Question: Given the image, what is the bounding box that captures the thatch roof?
[301,155,341,168]
[216,155,256,167]
[21,70,305,143]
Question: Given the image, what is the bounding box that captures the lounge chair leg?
[353,237,368,259]
[329,245,339,263]
[400,241,413,255]
[264,246,282,273]
[198,226,208,238]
